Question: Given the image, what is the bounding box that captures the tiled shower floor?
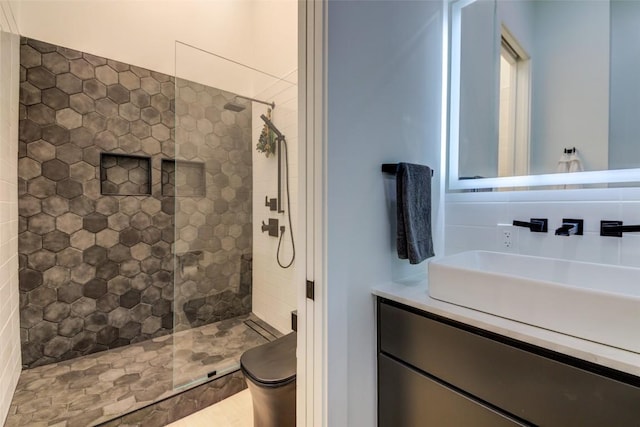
[4,314,280,427]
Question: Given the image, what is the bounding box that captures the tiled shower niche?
[18,37,253,368]
[100,153,152,196]
[161,159,206,197]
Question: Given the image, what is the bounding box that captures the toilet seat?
[240,332,296,388]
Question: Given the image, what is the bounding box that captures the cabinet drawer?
[379,354,525,427]
[379,300,640,427]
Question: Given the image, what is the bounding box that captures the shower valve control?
[261,218,279,237]
[265,196,278,211]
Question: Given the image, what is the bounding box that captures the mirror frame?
[447,0,640,191]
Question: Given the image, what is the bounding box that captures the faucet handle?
[512,218,548,233]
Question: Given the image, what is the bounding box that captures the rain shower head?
[223,101,246,112]
[223,95,275,113]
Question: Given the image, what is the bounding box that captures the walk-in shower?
[10,38,298,426]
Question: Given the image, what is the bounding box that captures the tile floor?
[4,314,279,427]
[167,389,253,427]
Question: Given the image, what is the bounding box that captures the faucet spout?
[555,224,577,236]
[555,219,583,236]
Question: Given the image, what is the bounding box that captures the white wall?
[0,2,21,424]
[251,71,298,334]
[18,0,297,95]
[326,1,443,425]
[530,1,609,174]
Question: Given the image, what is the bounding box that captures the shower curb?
[96,370,246,427]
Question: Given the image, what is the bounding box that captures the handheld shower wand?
[260,114,283,139]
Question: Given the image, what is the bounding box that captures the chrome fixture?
[600,221,640,237]
[512,218,548,233]
[555,219,583,236]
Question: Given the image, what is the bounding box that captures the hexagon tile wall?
[18,37,253,368]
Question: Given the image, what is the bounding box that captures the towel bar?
[381,163,434,176]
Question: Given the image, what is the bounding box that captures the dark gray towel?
[396,163,434,264]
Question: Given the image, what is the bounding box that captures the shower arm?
[260,114,285,213]
[236,95,276,110]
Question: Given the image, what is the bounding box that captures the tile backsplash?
[445,188,640,268]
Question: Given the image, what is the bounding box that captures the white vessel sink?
[428,251,640,353]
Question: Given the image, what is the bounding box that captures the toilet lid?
[240,332,296,387]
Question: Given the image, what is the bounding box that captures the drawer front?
[379,354,526,427]
[379,301,640,427]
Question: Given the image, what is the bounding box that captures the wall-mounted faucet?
[600,221,640,237]
[512,218,548,233]
[261,218,279,237]
[555,219,583,236]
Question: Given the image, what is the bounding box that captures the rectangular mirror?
[448,0,640,191]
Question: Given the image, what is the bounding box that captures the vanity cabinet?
[377,298,640,427]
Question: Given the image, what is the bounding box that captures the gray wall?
[530,0,609,174]
[326,1,443,424]
[609,0,640,170]
[18,37,252,368]
[458,0,499,178]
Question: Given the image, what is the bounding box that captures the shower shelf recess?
[161,158,206,197]
[100,153,152,196]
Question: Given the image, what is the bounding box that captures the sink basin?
[428,251,640,353]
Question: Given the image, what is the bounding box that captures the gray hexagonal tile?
[42,265,70,287]
[95,97,118,117]
[69,93,95,114]
[130,243,151,261]
[82,78,107,99]
[118,71,140,90]
[42,51,69,74]
[27,140,55,162]
[119,102,140,121]
[56,73,83,94]
[20,119,43,142]
[27,176,56,199]
[18,157,41,180]
[20,82,42,105]
[55,212,83,234]
[55,144,83,164]
[41,196,69,217]
[69,58,94,80]
[70,229,95,250]
[58,316,84,336]
[21,44,42,68]
[57,247,83,268]
[106,116,130,136]
[19,268,43,292]
[57,179,83,198]
[28,66,56,89]
[42,124,70,146]
[95,229,119,248]
[56,108,82,129]
[42,230,70,253]
[43,301,71,323]
[107,84,130,104]
[28,212,55,234]
[69,162,95,183]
